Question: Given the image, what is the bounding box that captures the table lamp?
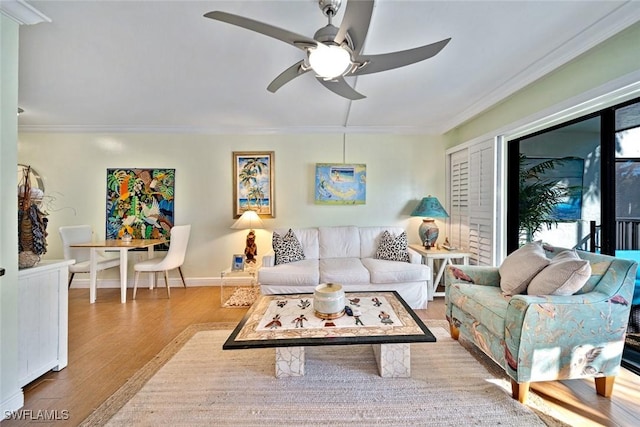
[410,196,449,249]
[231,210,264,263]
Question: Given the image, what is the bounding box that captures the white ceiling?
[13,0,640,135]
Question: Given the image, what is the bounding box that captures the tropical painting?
[315,163,366,205]
[106,168,175,249]
[233,151,274,218]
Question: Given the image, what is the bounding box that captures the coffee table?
[223,291,436,378]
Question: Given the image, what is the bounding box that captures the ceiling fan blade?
[335,0,374,54]
[317,76,366,100]
[204,11,317,50]
[267,61,311,93]
[353,38,451,76]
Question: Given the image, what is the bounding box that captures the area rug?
[222,286,261,307]
[80,321,567,426]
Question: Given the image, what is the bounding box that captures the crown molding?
[17,124,441,135]
[0,0,50,25]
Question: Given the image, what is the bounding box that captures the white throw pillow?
[499,241,550,295]
[527,249,591,296]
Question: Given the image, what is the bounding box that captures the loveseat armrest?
[504,291,631,382]
[262,251,275,267]
[407,247,423,264]
[444,265,501,288]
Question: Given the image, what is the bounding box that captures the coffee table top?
[223,291,436,349]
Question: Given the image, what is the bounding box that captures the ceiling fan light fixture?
[308,44,352,79]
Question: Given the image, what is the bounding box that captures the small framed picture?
[231,254,245,271]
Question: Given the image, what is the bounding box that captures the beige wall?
[18,132,446,285]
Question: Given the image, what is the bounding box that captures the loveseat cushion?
[272,228,319,260]
[448,282,509,339]
[361,258,429,284]
[499,241,550,295]
[359,226,405,258]
[527,249,591,295]
[319,258,370,284]
[319,226,361,259]
[273,229,305,265]
[258,259,319,286]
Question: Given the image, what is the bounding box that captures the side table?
[220,263,260,307]
[409,244,471,300]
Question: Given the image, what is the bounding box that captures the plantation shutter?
[468,140,495,266]
[448,139,496,266]
[449,149,470,251]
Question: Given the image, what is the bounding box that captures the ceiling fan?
[204,0,451,100]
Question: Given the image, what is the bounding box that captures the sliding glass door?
[614,100,640,375]
[507,115,602,252]
[507,97,640,375]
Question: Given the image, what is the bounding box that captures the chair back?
[59,225,92,263]
[163,225,191,269]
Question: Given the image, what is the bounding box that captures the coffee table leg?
[275,346,305,378]
[373,343,411,377]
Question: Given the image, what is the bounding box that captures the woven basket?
[19,251,40,269]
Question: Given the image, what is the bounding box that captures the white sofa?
[258,226,431,309]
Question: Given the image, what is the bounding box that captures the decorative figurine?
[244,230,258,263]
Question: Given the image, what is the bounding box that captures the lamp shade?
[231,210,264,230]
[410,196,449,218]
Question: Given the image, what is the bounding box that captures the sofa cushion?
[319,226,361,259]
[319,258,370,284]
[449,282,509,339]
[499,241,550,295]
[273,228,319,260]
[361,258,429,284]
[273,229,305,265]
[359,226,405,258]
[375,230,410,263]
[527,249,591,295]
[258,259,319,286]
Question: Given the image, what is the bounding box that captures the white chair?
[59,225,121,287]
[133,224,191,299]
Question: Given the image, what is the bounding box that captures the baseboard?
[1,389,24,419]
[68,276,249,289]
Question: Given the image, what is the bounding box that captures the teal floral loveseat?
[444,245,637,403]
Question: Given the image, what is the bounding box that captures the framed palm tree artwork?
[232,151,275,218]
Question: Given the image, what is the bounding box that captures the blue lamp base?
[418,219,439,249]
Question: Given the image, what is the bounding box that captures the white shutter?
[449,149,469,251]
[468,140,495,265]
[448,139,496,266]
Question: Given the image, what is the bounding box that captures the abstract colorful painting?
[315,163,366,205]
[106,168,175,249]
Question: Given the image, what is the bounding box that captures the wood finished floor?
[5,286,640,426]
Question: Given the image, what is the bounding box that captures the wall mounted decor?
[106,168,175,250]
[18,165,48,268]
[521,157,584,221]
[233,151,275,218]
[315,163,366,205]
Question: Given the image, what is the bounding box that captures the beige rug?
[80,321,568,426]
